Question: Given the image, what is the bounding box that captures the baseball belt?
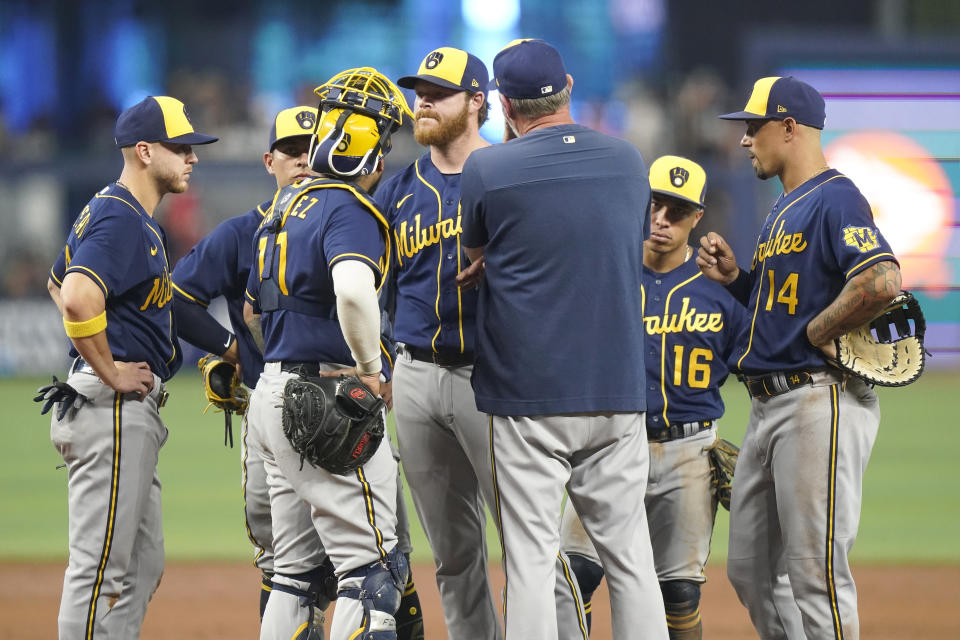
[402,344,473,368]
[740,368,838,399]
[646,419,714,443]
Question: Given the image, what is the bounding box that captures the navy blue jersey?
[50,182,182,380]
[461,124,650,415]
[735,169,898,373]
[376,152,478,353]
[642,257,749,427]
[245,178,388,364]
[172,201,268,388]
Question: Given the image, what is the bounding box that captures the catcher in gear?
[701,75,903,638]
[172,105,423,638]
[559,156,750,639]
[243,67,416,640]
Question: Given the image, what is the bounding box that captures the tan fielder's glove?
[706,438,739,511]
[832,290,927,387]
[198,354,249,447]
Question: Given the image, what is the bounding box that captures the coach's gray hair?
[506,85,571,119]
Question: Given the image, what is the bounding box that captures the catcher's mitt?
[198,354,250,447]
[281,374,385,475]
[832,290,927,387]
[705,438,739,511]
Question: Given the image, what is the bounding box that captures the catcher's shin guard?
[340,547,409,639]
[661,580,702,640]
[568,553,605,633]
[395,558,424,640]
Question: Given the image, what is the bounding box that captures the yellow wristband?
[64,311,107,338]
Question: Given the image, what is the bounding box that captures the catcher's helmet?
[309,67,413,178]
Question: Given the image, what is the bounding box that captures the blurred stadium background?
[1,0,958,375]
[0,0,958,375]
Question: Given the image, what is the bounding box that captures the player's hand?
[456,257,485,290]
[380,379,393,411]
[357,372,381,398]
[697,232,740,285]
[109,361,155,400]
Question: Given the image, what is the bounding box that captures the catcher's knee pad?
[568,553,605,602]
[340,546,409,638]
[660,580,702,637]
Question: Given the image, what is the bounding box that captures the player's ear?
[691,209,704,228]
[264,151,275,175]
[782,117,796,141]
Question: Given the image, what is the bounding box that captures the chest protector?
[257,177,391,317]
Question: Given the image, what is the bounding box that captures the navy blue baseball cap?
[398,47,489,94]
[114,96,218,148]
[719,76,826,129]
[489,39,567,99]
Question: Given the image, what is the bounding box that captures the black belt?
[404,345,473,368]
[280,361,323,376]
[741,369,824,399]
[646,420,713,443]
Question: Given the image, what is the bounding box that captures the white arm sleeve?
[331,260,382,376]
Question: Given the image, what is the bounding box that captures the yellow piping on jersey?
[94,192,142,217]
[414,159,446,352]
[274,179,392,294]
[380,340,394,372]
[50,267,63,286]
[558,553,589,640]
[86,393,123,639]
[171,282,209,307]
[660,271,704,425]
[240,415,267,568]
[291,622,310,640]
[826,386,844,638]
[328,252,383,276]
[737,174,844,370]
[355,467,388,560]
[844,252,896,280]
[455,203,465,353]
[65,265,109,296]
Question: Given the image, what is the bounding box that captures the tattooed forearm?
[807,260,901,346]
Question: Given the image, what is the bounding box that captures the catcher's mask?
[309,67,413,178]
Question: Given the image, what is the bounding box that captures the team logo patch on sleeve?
[842,225,880,252]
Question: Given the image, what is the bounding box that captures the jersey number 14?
[764,269,799,315]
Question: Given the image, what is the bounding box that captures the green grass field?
[3,371,958,564]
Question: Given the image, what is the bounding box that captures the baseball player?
[172,106,424,638]
[458,39,668,640]
[699,76,901,639]
[41,96,216,639]
[378,46,588,640]
[558,155,750,639]
[243,68,412,640]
